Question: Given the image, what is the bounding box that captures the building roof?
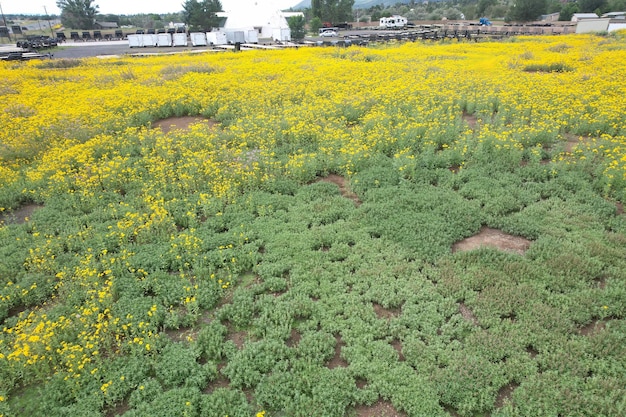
[95,21,119,28]
[572,13,599,19]
[219,0,289,29]
[602,11,626,18]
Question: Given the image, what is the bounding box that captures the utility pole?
[44,6,54,37]
[0,1,11,41]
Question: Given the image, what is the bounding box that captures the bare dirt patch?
[0,204,43,225]
[356,378,368,389]
[354,400,408,417]
[229,329,247,349]
[452,227,531,255]
[286,328,301,348]
[373,303,400,320]
[526,345,539,359]
[563,133,593,153]
[459,303,479,326]
[495,383,519,408]
[462,112,478,130]
[204,375,230,393]
[327,334,348,369]
[204,363,230,393]
[163,326,195,342]
[7,304,28,319]
[616,201,624,216]
[442,406,462,417]
[391,339,405,361]
[152,116,218,134]
[579,319,607,336]
[317,174,362,206]
[105,400,130,417]
[449,165,461,174]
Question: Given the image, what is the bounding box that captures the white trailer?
[379,15,408,29]
[157,33,172,47]
[206,31,228,45]
[172,33,188,46]
[127,34,143,48]
[142,34,158,47]
[190,32,208,46]
[272,28,291,42]
[225,30,245,44]
[245,29,259,44]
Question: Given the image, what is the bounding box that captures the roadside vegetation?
[0,33,625,416]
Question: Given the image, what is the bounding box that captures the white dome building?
[217,0,297,41]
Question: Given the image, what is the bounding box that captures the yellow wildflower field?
[0,33,625,417]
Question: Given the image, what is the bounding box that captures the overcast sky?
[1,0,299,16]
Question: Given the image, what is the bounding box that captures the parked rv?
[379,15,408,29]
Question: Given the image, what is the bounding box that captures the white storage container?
[173,33,188,46]
[128,34,143,48]
[142,34,158,47]
[245,30,259,44]
[206,31,227,45]
[157,33,172,47]
[225,30,245,44]
[272,28,291,42]
[190,32,208,46]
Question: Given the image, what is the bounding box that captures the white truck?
[379,15,408,29]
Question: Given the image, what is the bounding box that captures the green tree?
[56,0,98,29]
[182,0,223,32]
[310,16,323,33]
[311,0,354,24]
[578,0,607,12]
[476,0,497,16]
[559,2,579,20]
[608,0,626,11]
[507,0,548,22]
[287,15,306,41]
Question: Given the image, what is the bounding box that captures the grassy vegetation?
[0,33,625,416]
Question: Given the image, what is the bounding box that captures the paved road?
[52,40,201,59]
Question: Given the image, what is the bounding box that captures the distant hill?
[290,0,416,10]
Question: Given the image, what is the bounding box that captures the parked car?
[320,30,337,37]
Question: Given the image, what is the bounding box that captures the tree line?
[54,0,626,32]
[54,0,223,31]
[360,0,624,23]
